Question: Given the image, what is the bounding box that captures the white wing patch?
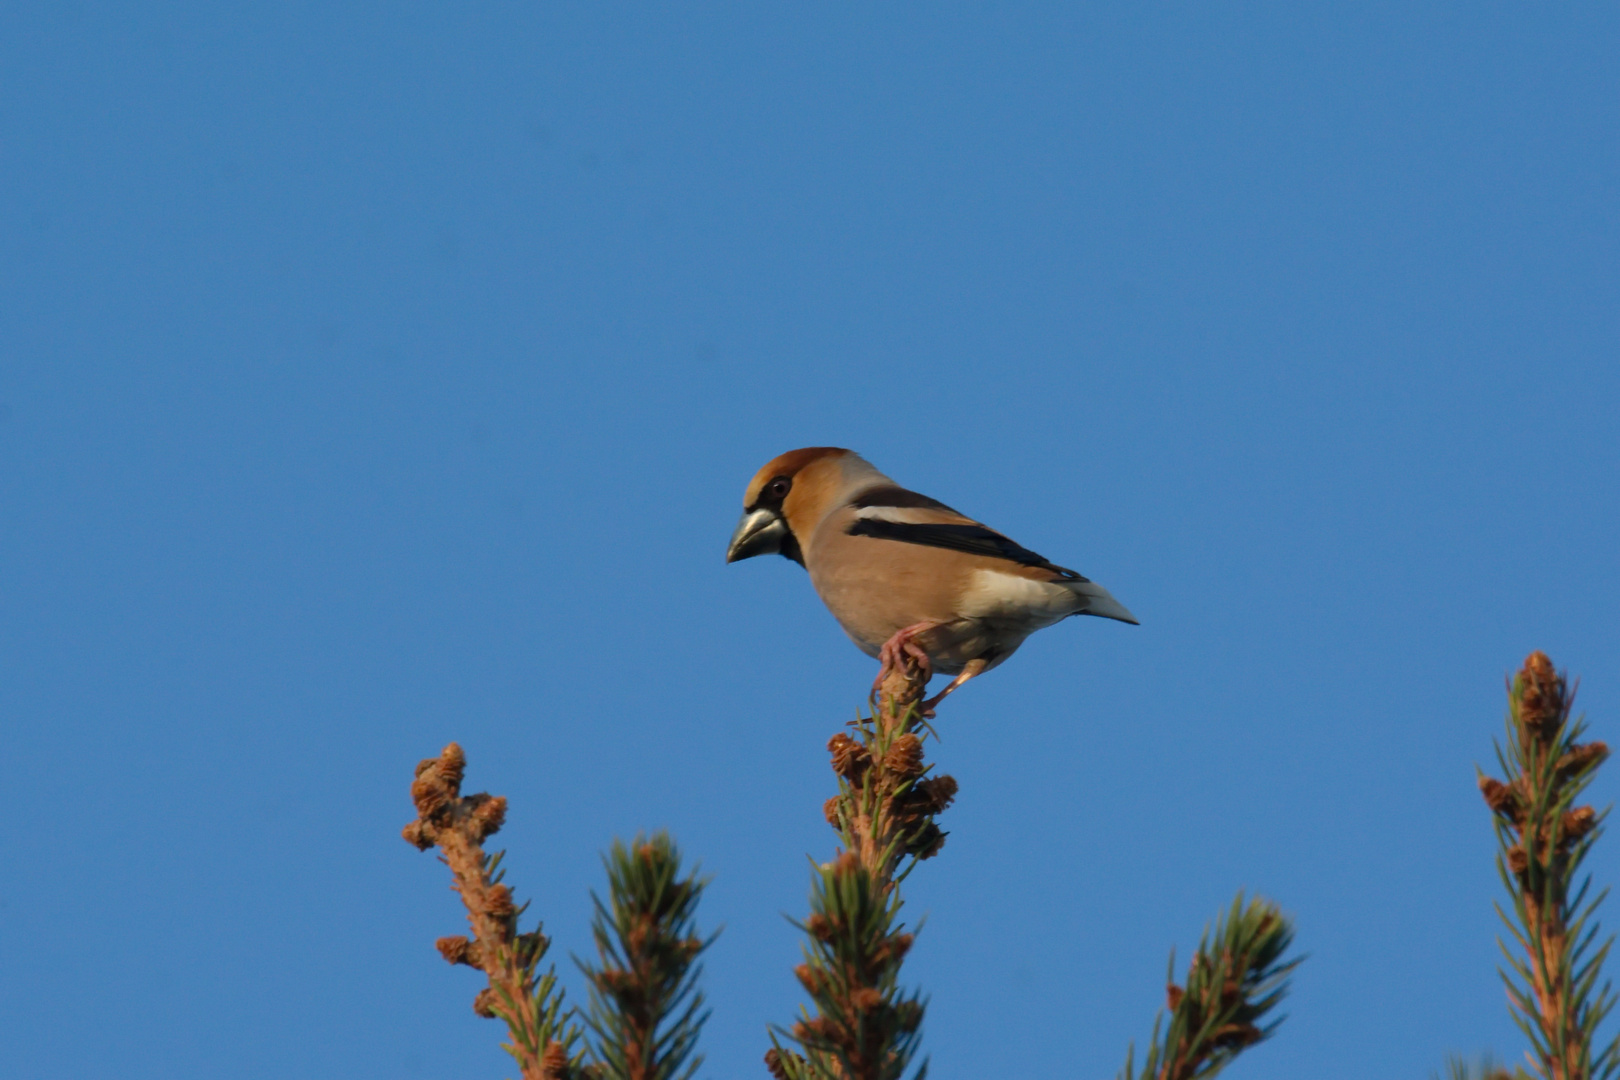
[852,505,956,525]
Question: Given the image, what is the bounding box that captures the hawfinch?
[726,447,1137,708]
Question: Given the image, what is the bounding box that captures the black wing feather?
[846,518,1088,581]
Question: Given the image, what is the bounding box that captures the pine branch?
[579,833,716,1080]
[403,743,585,1080]
[1480,651,1619,1080]
[1118,894,1300,1080]
[767,654,950,1080]
[767,853,927,1080]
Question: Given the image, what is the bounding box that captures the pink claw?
[874,621,938,692]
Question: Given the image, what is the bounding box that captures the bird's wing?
[844,490,1089,582]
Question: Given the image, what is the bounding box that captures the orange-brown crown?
[741,447,852,507]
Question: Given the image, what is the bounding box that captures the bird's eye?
[768,476,792,499]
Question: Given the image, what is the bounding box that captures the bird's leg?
[874,621,937,694]
[920,657,988,716]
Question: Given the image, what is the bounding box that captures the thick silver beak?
[1071,582,1140,625]
[726,508,789,562]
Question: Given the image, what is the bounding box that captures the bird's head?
[726,447,885,566]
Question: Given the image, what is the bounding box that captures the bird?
[725,447,1137,710]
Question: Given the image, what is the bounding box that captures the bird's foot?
[874,622,937,696]
[918,656,989,717]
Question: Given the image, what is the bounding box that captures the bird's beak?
[727,507,789,562]
[1072,582,1141,625]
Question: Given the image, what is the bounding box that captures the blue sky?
[3,4,1617,1078]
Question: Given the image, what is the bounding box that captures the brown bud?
[469,794,508,840]
[764,1047,796,1080]
[803,1016,839,1040]
[884,733,925,777]
[402,820,436,850]
[1507,845,1529,875]
[1562,806,1599,845]
[871,931,915,967]
[436,935,476,966]
[805,913,833,941]
[850,986,884,1011]
[1517,652,1567,738]
[824,796,842,826]
[828,733,870,781]
[627,913,658,954]
[485,883,516,919]
[906,823,946,860]
[794,963,824,994]
[438,742,467,794]
[916,775,959,815]
[1479,776,1521,819]
[1166,983,1184,1010]
[410,775,452,821]
[1558,743,1610,781]
[594,968,631,994]
[473,987,500,1018]
[540,1040,572,1080]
